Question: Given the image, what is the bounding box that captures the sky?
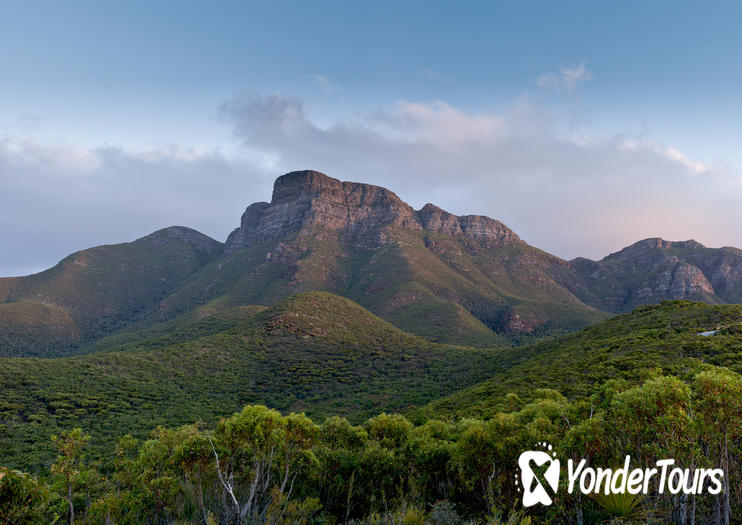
[1,1,741,276]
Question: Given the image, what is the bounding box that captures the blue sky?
[1,1,741,275]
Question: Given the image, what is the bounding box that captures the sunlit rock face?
[224,170,520,254]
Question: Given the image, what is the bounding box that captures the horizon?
[2,1,742,275]
[1,167,727,278]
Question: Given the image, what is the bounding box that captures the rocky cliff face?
[224,171,519,254]
[418,203,521,243]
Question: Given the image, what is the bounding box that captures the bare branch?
[210,437,241,523]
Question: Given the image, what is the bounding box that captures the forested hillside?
[0,227,222,357]
[3,300,742,523]
[419,300,742,418]
[0,292,502,471]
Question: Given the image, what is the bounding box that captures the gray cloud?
[2,91,741,276]
[0,138,272,276]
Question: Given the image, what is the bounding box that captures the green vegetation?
[7,174,742,523]
[0,292,503,471]
[147,226,607,349]
[0,218,618,357]
[419,300,742,418]
[5,293,742,523]
[3,369,741,524]
[0,227,222,357]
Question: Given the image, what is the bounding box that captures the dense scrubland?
[3,369,741,524]
[3,299,742,524]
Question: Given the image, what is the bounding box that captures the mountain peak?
[418,203,519,242]
[635,237,705,250]
[606,238,707,259]
[224,171,520,254]
[140,226,223,253]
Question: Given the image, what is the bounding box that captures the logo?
[516,444,725,508]
[516,442,560,507]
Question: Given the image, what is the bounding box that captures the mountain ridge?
[568,235,742,312]
[3,169,742,355]
[224,170,519,254]
[0,226,223,356]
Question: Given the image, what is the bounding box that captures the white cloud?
[220,92,742,261]
[1,137,101,173]
[538,62,593,91]
[3,90,742,277]
[0,137,271,276]
[307,74,336,94]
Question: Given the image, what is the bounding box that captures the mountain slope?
[4,170,742,356]
[0,292,504,471]
[570,238,742,311]
[0,227,222,357]
[417,300,742,419]
[146,171,607,346]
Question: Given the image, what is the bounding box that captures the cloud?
[0,138,272,276]
[220,93,316,153]
[221,91,742,261]
[3,90,742,277]
[307,74,336,94]
[538,62,593,91]
[373,100,507,146]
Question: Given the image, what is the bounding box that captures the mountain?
[147,170,606,347]
[0,227,222,357]
[3,169,742,356]
[0,292,503,471]
[570,238,742,311]
[159,170,742,346]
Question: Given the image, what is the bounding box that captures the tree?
[364,413,413,450]
[51,427,89,524]
[280,412,320,495]
[407,419,457,503]
[453,414,525,515]
[0,466,58,524]
[171,424,215,523]
[315,417,368,520]
[693,368,742,525]
[610,376,696,524]
[213,405,291,524]
[136,428,182,523]
[562,414,607,525]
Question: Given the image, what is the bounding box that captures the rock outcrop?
[418,203,520,243]
[570,238,742,312]
[224,170,519,254]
